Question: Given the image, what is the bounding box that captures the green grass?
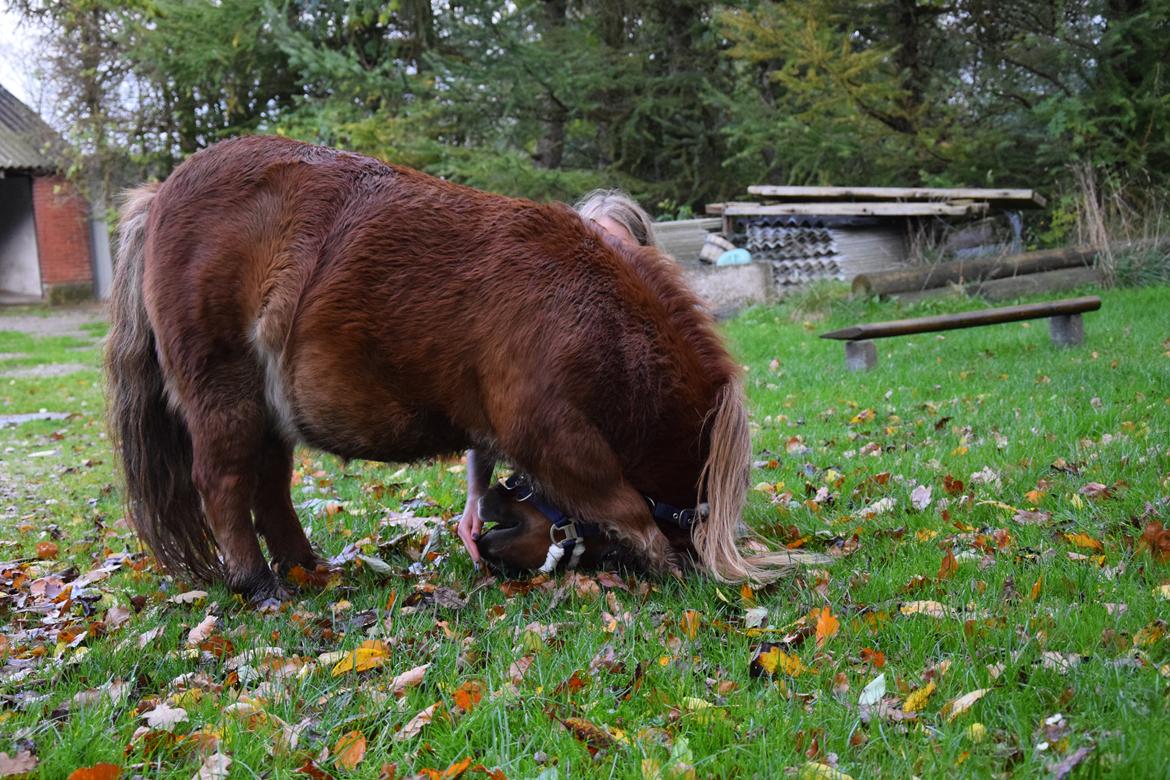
[1,287,1168,778]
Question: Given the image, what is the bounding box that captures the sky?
[0,7,45,110]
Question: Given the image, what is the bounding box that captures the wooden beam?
[746,185,1046,209]
[820,296,1101,341]
[852,246,1097,297]
[722,202,989,218]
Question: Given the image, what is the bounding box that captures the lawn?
[0,286,1167,779]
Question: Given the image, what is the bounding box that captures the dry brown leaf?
[555,715,617,755]
[396,702,440,741]
[169,590,208,605]
[193,753,231,780]
[142,701,188,731]
[0,751,38,778]
[333,730,367,770]
[941,688,989,721]
[186,614,219,647]
[937,548,958,580]
[508,655,534,685]
[389,663,430,696]
[36,541,58,560]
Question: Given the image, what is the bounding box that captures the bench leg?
[845,340,877,372]
[1049,313,1084,347]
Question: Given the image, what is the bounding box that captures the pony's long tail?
[693,381,831,582]
[105,184,222,582]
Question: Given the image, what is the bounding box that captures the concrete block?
[683,262,772,317]
[845,340,877,371]
[1049,313,1084,346]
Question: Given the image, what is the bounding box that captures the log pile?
[851,246,1104,303]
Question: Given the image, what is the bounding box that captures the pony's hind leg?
[188,401,286,603]
[253,432,320,575]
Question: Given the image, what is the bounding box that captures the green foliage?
[9,0,1170,219]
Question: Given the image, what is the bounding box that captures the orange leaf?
[813,607,839,649]
[680,610,701,640]
[333,730,367,770]
[36,541,59,560]
[860,648,886,669]
[937,548,958,580]
[442,757,473,779]
[452,680,483,713]
[1029,576,1043,601]
[1063,532,1104,552]
[67,764,121,780]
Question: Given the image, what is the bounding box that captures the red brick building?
[0,84,97,303]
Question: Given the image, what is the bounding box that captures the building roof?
[0,83,61,173]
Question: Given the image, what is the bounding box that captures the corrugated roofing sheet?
[0,83,59,172]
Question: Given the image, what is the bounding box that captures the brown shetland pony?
[105,136,816,603]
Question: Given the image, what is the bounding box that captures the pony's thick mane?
[616,241,740,388]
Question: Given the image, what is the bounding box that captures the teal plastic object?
[715,248,752,266]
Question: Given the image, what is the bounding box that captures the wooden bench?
[820,295,1102,371]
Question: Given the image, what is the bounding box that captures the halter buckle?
[549,520,580,546]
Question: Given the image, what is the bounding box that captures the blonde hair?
[574,189,658,248]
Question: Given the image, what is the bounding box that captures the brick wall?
[32,175,93,288]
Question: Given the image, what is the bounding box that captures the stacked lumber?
[851,246,1103,303]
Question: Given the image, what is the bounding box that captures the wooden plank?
[852,246,1097,297]
[746,185,1046,208]
[723,202,988,218]
[820,296,1101,341]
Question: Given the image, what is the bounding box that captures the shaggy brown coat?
[105,136,802,601]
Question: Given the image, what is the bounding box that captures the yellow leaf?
[941,688,989,721]
[331,644,389,676]
[1134,621,1167,647]
[1063,532,1104,552]
[900,600,953,619]
[965,722,987,742]
[903,679,936,713]
[916,529,939,542]
[1155,584,1170,600]
[800,762,854,780]
[333,730,366,769]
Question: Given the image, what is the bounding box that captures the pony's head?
[476,477,696,576]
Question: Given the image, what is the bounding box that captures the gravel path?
[0,303,107,340]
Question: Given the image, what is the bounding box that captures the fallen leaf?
[900,601,953,619]
[799,762,853,780]
[903,680,936,713]
[193,753,231,780]
[169,590,208,605]
[137,626,165,649]
[36,541,58,560]
[937,548,958,580]
[744,606,769,628]
[1063,532,1103,552]
[452,680,483,713]
[750,644,806,678]
[333,731,366,770]
[941,688,989,721]
[1048,745,1093,780]
[67,764,121,780]
[813,607,839,648]
[1139,521,1170,563]
[396,703,439,741]
[186,614,219,647]
[389,663,430,696]
[295,759,335,779]
[680,610,701,640]
[858,673,886,707]
[142,702,188,731]
[331,643,390,676]
[508,655,533,685]
[554,715,616,755]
